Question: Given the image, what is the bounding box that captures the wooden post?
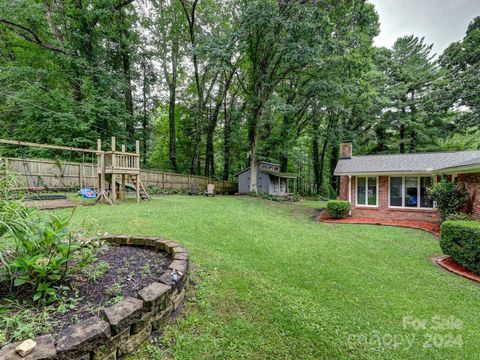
[162,172,165,189]
[120,174,126,201]
[136,175,140,203]
[135,140,141,203]
[79,164,84,189]
[95,139,112,204]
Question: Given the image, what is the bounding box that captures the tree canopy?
[1,1,478,196]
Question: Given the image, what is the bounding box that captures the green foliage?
[0,163,35,238]
[440,17,480,128]
[441,220,480,275]
[147,186,194,196]
[0,214,94,302]
[0,293,81,347]
[87,260,110,283]
[253,194,300,203]
[0,165,96,302]
[445,212,472,222]
[326,200,350,219]
[428,179,469,221]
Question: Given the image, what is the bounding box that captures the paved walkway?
[318,211,440,235]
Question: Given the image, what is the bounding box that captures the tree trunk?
[180,0,204,175]
[248,103,262,193]
[119,10,135,138]
[223,99,231,180]
[317,115,334,193]
[409,91,417,153]
[168,40,178,171]
[249,128,259,193]
[399,123,406,153]
[205,72,234,177]
[400,104,406,154]
[141,62,147,166]
[279,114,290,172]
[312,117,321,193]
[329,142,339,195]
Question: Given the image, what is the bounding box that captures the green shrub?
[0,164,96,302]
[326,200,350,219]
[445,212,471,222]
[440,220,480,275]
[0,214,96,301]
[428,179,468,221]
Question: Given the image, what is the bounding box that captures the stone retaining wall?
[0,235,190,360]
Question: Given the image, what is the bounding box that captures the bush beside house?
[327,200,350,219]
[428,180,469,221]
[440,220,480,275]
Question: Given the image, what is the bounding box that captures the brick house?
[334,143,480,222]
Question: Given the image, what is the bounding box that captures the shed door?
[272,176,279,194]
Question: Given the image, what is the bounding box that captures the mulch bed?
[0,245,170,339]
[318,210,440,235]
[434,255,480,283]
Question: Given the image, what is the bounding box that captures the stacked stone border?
[0,235,190,360]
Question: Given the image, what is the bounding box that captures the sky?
[370,0,480,56]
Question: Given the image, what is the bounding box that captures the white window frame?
[356,176,379,207]
[388,176,435,209]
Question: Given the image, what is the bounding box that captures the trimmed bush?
[326,200,350,219]
[440,220,480,275]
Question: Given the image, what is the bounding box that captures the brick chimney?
[340,142,352,159]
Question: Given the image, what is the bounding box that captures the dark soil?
[0,245,170,338]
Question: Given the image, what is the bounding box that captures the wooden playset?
[0,137,149,204]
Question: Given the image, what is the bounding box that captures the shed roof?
[262,169,298,179]
[334,151,480,175]
[234,162,298,178]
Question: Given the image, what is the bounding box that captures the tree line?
[1,0,479,196]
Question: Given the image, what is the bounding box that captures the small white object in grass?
[15,339,37,357]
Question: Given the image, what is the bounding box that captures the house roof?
[334,151,480,175]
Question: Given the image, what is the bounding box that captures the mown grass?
[55,196,479,359]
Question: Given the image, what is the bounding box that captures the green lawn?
[57,196,479,359]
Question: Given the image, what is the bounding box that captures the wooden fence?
[2,157,237,194]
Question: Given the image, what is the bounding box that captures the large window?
[389,176,434,208]
[356,177,378,206]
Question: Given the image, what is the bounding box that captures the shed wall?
[237,169,271,194]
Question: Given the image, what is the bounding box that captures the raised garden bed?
[0,235,190,360]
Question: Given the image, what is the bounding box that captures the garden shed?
[235,161,297,195]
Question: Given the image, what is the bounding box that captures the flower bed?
[0,235,190,360]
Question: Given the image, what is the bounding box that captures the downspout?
[348,175,352,216]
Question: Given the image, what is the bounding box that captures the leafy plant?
[440,220,480,275]
[326,200,351,219]
[1,214,93,301]
[0,162,34,239]
[106,282,123,298]
[0,166,97,302]
[445,212,472,222]
[87,261,110,283]
[428,179,469,221]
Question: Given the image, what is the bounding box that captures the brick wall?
[339,176,349,200]
[342,175,440,223]
[457,173,480,221]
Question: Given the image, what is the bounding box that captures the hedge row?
[440,220,480,275]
